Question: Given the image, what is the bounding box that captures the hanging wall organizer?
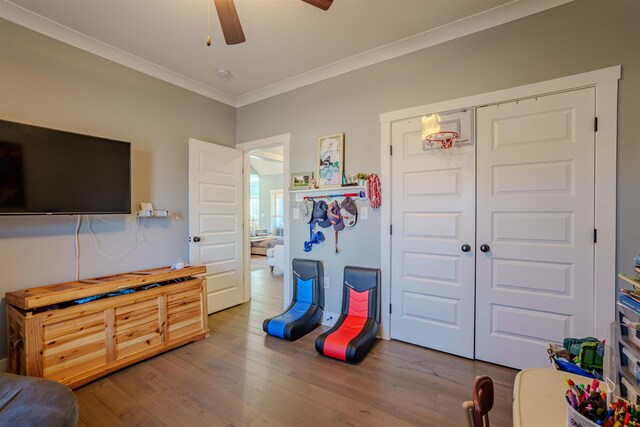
[290,185,368,202]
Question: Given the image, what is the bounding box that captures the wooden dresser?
[5,265,208,389]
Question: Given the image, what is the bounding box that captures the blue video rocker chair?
[263,258,324,341]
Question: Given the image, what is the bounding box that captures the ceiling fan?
[210,0,333,45]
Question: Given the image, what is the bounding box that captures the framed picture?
[291,172,312,190]
[317,133,344,188]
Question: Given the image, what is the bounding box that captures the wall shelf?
[616,273,640,403]
[620,273,640,288]
[137,209,169,218]
[289,185,367,202]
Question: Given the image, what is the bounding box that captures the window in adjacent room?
[250,174,260,230]
[271,189,284,236]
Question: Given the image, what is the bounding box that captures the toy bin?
[5,266,208,389]
[565,403,599,427]
[620,314,640,349]
[620,344,640,386]
[620,376,640,405]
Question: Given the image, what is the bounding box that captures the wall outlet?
[323,277,329,289]
[293,208,300,220]
[322,311,338,327]
[360,206,368,220]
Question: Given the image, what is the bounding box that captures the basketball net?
[422,114,460,156]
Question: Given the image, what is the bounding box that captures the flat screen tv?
[0,119,131,215]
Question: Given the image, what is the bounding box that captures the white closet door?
[189,139,244,314]
[475,88,596,369]
[390,117,476,358]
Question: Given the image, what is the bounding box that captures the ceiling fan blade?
[302,0,333,11]
[214,0,246,45]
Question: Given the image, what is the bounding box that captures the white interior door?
[390,116,476,358]
[475,88,596,369]
[189,138,244,314]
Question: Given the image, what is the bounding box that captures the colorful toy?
[303,223,325,252]
[564,378,633,427]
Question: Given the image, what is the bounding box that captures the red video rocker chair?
[315,266,380,363]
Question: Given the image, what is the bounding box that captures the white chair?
[267,244,284,273]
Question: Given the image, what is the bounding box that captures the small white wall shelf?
[137,209,169,218]
[289,185,367,202]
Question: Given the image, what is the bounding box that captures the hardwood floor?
[251,254,270,271]
[75,268,517,426]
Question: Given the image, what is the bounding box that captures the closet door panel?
[390,115,476,358]
[475,88,596,369]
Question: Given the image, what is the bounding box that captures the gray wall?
[237,0,640,318]
[0,19,236,359]
[258,173,284,233]
[0,0,638,362]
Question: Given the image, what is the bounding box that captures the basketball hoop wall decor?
[421,108,473,152]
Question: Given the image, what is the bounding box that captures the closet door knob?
[193,236,201,243]
[480,244,490,253]
[461,244,471,253]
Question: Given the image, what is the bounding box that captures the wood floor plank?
[136,387,229,427]
[80,378,163,426]
[105,363,163,400]
[172,341,392,427]
[75,386,129,427]
[143,353,264,426]
[75,267,517,426]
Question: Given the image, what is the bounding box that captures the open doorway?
[248,147,284,275]
[237,134,291,309]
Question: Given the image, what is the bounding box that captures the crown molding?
[2,0,573,108]
[0,0,237,107]
[236,0,573,107]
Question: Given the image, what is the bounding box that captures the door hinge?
[390,145,393,156]
[594,228,598,243]
[594,117,598,132]
[390,224,393,235]
[389,304,392,314]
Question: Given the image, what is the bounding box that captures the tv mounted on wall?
[0,119,131,215]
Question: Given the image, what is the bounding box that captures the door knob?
[461,244,471,253]
[480,244,490,253]
[193,236,201,243]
